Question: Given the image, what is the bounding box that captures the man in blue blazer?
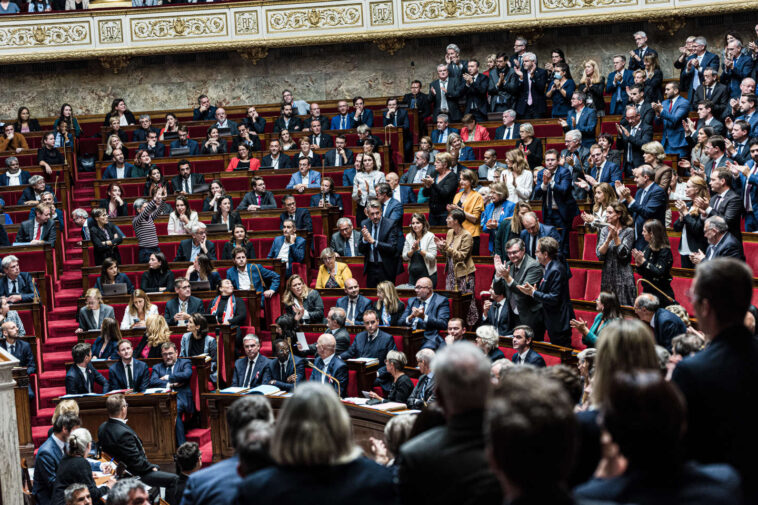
[517,237,573,347]
[0,157,31,186]
[532,150,578,257]
[102,149,134,179]
[174,224,217,262]
[138,132,165,159]
[336,278,373,325]
[722,41,754,99]
[266,339,306,392]
[735,141,758,231]
[617,165,668,250]
[387,172,416,205]
[324,136,355,168]
[654,82,690,157]
[149,343,193,445]
[562,92,597,148]
[519,215,561,258]
[65,342,107,394]
[735,94,758,138]
[628,32,657,71]
[352,96,374,127]
[606,55,635,115]
[634,293,686,350]
[108,339,150,392]
[358,201,400,287]
[226,248,280,301]
[279,196,313,233]
[683,37,720,100]
[32,413,80,505]
[691,217,744,263]
[340,309,397,392]
[170,127,200,156]
[514,53,548,119]
[309,178,343,211]
[310,333,349,397]
[286,158,321,191]
[232,334,271,388]
[585,145,623,187]
[399,277,450,349]
[510,325,546,366]
[164,278,205,327]
[0,256,36,302]
[430,114,459,144]
[267,220,306,277]
[330,100,356,130]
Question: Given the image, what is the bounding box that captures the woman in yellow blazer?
[435,208,479,327]
[449,169,484,255]
[315,247,353,289]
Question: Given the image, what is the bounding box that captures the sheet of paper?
[296,332,309,349]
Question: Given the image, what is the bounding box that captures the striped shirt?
[133,199,161,248]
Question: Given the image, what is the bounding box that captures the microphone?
[286,338,297,388]
[308,361,341,396]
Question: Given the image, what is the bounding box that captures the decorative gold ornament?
[0,23,89,47]
[375,37,405,55]
[370,2,394,25]
[403,0,498,23]
[98,19,123,44]
[653,16,686,37]
[267,6,362,32]
[541,0,633,9]
[238,46,268,64]
[507,0,531,15]
[131,15,226,40]
[234,11,259,35]
[99,55,130,73]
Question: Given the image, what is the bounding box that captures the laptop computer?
[205,223,228,233]
[189,280,211,292]
[102,283,128,296]
[171,146,190,156]
[217,127,232,137]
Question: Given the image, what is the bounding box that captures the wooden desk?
[204,392,401,462]
[13,367,34,463]
[57,393,178,465]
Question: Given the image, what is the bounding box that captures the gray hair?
[242,334,260,345]
[515,36,527,45]
[107,479,148,505]
[415,150,430,162]
[336,217,352,228]
[577,348,597,362]
[1,255,18,269]
[566,129,582,142]
[356,124,370,135]
[522,52,537,62]
[505,238,525,251]
[4,156,18,167]
[437,114,449,123]
[475,325,499,352]
[637,164,657,180]
[384,414,417,457]
[446,43,460,54]
[67,427,92,457]
[520,123,534,136]
[694,36,707,47]
[416,348,435,366]
[437,63,448,71]
[133,198,146,212]
[190,222,207,234]
[320,247,336,260]
[29,175,44,185]
[635,293,660,312]
[328,307,347,326]
[138,114,150,121]
[72,208,89,219]
[705,215,728,234]
[432,341,491,412]
[633,31,647,38]
[64,484,89,505]
[504,109,517,119]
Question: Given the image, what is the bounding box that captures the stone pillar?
[0,348,23,505]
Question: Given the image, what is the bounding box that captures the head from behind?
[432,341,491,417]
[693,258,753,339]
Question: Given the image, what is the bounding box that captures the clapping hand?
[616,123,629,137]
[361,226,374,244]
[569,318,588,334]
[517,282,536,296]
[631,248,645,264]
[691,249,705,265]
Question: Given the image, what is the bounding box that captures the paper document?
[296,332,309,350]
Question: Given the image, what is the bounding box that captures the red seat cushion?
[568,268,587,300]
[582,234,598,261]
[583,270,603,301]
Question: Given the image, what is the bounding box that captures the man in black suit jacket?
[488,53,519,112]
[397,342,502,505]
[461,60,490,121]
[617,165,668,251]
[175,223,217,262]
[260,140,293,170]
[138,131,165,158]
[16,204,57,247]
[330,218,361,257]
[279,196,313,233]
[303,103,330,132]
[273,104,303,133]
[0,256,36,303]
[406,348,436,409]
[430,63,462,122]
[340,308,397,391]
[193,95,216,120]
[65,343,107,394]
[231,124,262,153]
[401,80,432,122]
[307,119,333,148]
[238,177,277,211]
[481,280,510,336]
[672,258,758,504]
[518,237,573,347]
[703,168,742,241]
[323,135,354,168]
[1,321,35,397]
[309,333,349,397]
[98,394,178,493]
[107,339,150,392]
[232,334,271,388]
[494,239,545,339]
[510,325,546,367]
[164,278,206,326]
[309,177,343,211]
[633,293,687,350]
[617,106,654,174]
[692,217,745,263]
[514,52,548,119]
[622,84,655,127]
[266,339,306,392]
[358,200,399,287]
[299,307,351,356]
[171,160,206,195]
[690,68,729,118]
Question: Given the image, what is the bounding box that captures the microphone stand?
[308,361,341,396]
[286,338,297,389]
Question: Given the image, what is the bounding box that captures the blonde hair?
[126,289,153,319]
[52,400,79,424]
[435,152,454,169]
[104,134,122,157]
[445,132,464,153]
[592,183,618,214]
[686,176,710,215]
[283,275,310,307]
[376,281,401,314]
[145,314,171,348]
[490,181,510,201]
[85,288,102,302]
[511,201,532,234]
[580,59,602,85]
[505,148,530,176]
[642,141,666,162]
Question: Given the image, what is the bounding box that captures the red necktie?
[257,195,261,205]
[668,100,673,112]
[34,224,42,241]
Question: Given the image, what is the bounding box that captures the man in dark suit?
[16,204,57,247]
[495,238,545,339]
[386,172,416,205]
[1,321,35,397]
[514,52,548,119]
[340,308,397,392]
[299,307,351,357]
[517,237,573,347]
[481,280,510,336]
[382,96,410,129]
[735,93,758,138]
[376,182,403,243]
[397,342,501,505]
[336,278,373,325]
[213,107,239,136]
[231,123,262,153]
[488,53,519,112]
[266,339,306,392]
[735,140,758,231]
[193,95,216,120]
[260,139,293,170]
[171,160,205,196]
[175,223,216,262]
[493,109,520,140]
[400,151,434,184]
[691,68,729,118]
[691,100,726,136]
[583,144,623,188]
[324,135,354,168]
[726,120,752,164]
[628,31,658,71]
[399,276,450,350]
[402,80,432,123]
[519,213,561,259]
[672,258,758,504]
[460,60,489,121]
[232,334,271,388]
[279,195,313,232]
[307,118,333,148]
[703,168,742,240]
[303,103,330,132]
[358,200,399,288]
[617,105,654,175]
[309,177,343,211]
[132,115,160,142]
[352,96,374,127]
[170,126,200,156]
[107,340,149,392]
[65,342,107,394]
[702,135,730,180]
[149,342,193,444]
[683,36,721,100]
[406,348,436,409]
[32,413,80,505]
[98,394,178,494]
[273,103,303,133]
[181,396,273,505]
[0,255,36,302]
[562,92,598,147]
[623,84,655,127]
[238,176,277,211]
[510,325,546,366]
[164,278,205,327]
[430,114,459,144]
[267,220,306,277]
[633,293,686,350]
[722,40,754,99]
[309,333,349,397]
[138,131,166,159]
[531,150,578,257]
[691,216,745,263]
[560,130,591,202]
[430,64,462,122]
[607,54,636,115]
[617,165,668,250]
[330,218,361,258]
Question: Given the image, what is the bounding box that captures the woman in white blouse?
[167,195,198,235]
[120,289,159,330]
[402,213,438,287]
[501,148,533,203]
[581,183,617,232]
[352,152,385,224]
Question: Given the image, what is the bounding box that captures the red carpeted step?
[32,425,52,447]
[43,336,79,353]
[186,428,212,447]
[42,351,75,370]
[199,441,213,467]
[39,386,67,409]
[38,370,67,388]
[33,407,55,425]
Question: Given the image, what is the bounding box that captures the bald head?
[316,333,336,359]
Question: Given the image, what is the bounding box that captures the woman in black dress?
[375,281,406,327]
[99,182,128,217]
[421,151,458,226]
[222,224,256,260]
[633,219,676,303]
[283,274,325,324]
[52,428,115,505]
[140,251,175,293]
[211,195,242,232]
[367,350,414,404]
[515,123,543,170]
[90,208,125,265]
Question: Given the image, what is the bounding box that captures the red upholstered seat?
[669,236,682,268]
[474,264,495,301]
[744,242,758,277]
[568,268,587,300]
[582,234,598,261]
[570,309,596,350]
[670,277,693,314]
[584,270,603,301]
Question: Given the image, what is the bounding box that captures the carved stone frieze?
[98,19,123,44]
[131,14,226,40]
[370,1,394,25]
[238,46,268,64]
[0,23,89,48]
[375,37,405,54]
[403,0,498,22]
[541,0,634,10]
[234,10,259,35]
[99,55,130,73]
[268,6,362,32]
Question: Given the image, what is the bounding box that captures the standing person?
[436,209,478,328]
[449,169,484,253]
[633,219,676,303]
[133,187,166,264]
[596,202,637,306]
[402,213,438,287]
[480,182,515,254]
[352,153,385,225]
[672,175,710,268]
[579,59,606,114]
[501,148,533,203]
[358,201,400,288]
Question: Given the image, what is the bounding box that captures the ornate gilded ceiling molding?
[267,5,362,32]
[234,10,259,35]
[99,55,130,73]
[0,22,89,48]
[540,0,634,9]
[402,0,498,23]
[653,16,687,37]
[370,1,394,25]
[375,37,405,54]
[507,0,531,15]
[238,46,268,64]
[131,14,227,40]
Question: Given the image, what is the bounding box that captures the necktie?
[11,280,17,294]
[668,100,673,112]
[504,127,511,140]
[348,301,355,322]
[372,224,379,261]
[714,194,722,212]
[527,73,533,105]
[706,87,712,99]
[126,364,133,389]
[419,376,427,398]
[281,363,286,380]
[340,116,346,130]
[86,370,91,393]
[243,360,253,387]
[9,344,15,354]
[530,235,537,256]
[257,195,261,206]
[34,224,42,241]
[168,365,173,378]
[346,238,353,257]
[494,303,501,327]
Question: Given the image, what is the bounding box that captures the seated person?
[210,195,242,232]
[325,135,355,168]
[149,342,193,445]
[474,325,505,362]
[208,280,247,345]
[310,177,343,210]
[273,103,303,133]
[75,288,115,334]
[231,123,262,153]
[171,159,205,195]
[94,258,134,295]
[315,247,353,289]
[186,254,221,292]
[132,114,160,142]
[92,318,121,360]
[292,137,323,168]
[279,195,314,232]
[175,223,217,262]
[169,126,200,156]
[180,314,217,382]
[102,149,135,179]
[226,144,260,172]
[232,334,271,388]
[1,320,35,393]
[260,139,293,170]
[366,350,414,404]
[65,343,108,394]
[510,325,546,367]
[222,224,256,260]
[238,176,276,211]
[164,277,205,327]
[0,298,26,336]
[37,132,64,177]
[283,274,324,324]
[135,314,172,360]
[309,333,349,397]
[0,255,36,303]
[375,281,406,326]
[120,289,159,331]
[330,217,361,257]
[19,175,52,206]
[193,94,216,121]
[201,126,228,155]
[140,252,175,293]
[0,156,31,186]
[267,219,306,277]
[214,107,239,135]
[265,338,306,392]
[336,278,372,325]
[107,339,149,392]
[16,204,57,246]
[226,247,279,301]
[286,157,321,192]
[138,130,165,159]
[399,277,451,350]
[340,309,397,392]
[98,183,127,217]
